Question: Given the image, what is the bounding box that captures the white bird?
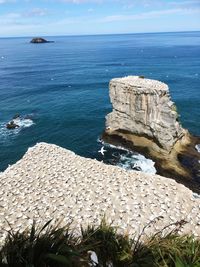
[132,162,141,171]
[88,251,98,266]
[134,162,139,167]
[195,144,200,153]
[98,146,107,156]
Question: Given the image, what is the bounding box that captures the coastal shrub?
[142,234,200,267]
[0,220,85,267]
[136,220,200,267]
[81,218,132,266]
[0,218,200,267]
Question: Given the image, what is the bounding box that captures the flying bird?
[98,146,107,156]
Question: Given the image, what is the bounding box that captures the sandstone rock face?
[104,76,200,182]
[106,76,185,152]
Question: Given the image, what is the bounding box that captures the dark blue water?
[0,32,199,172]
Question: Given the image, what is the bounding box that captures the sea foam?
[12,118,34,128]
[115,152,156,174]
[98,138,156,174]
[0,117,34,141]
[195,144,200,153]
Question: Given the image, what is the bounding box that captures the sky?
[0,0,200,37]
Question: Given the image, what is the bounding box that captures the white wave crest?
[117,153,156,174]
[97,138,131,152]
[97,138,156,174]
[12,118,34,128]
[0,117,34,141]
[195,144,200,153]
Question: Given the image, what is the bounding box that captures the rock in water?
[13,113,20,119]
[6,120,19,129]
[30,38,54,43]
[103,76,200,185]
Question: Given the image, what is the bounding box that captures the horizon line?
[0,30,200,39]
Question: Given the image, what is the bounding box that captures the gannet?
[88,251,98,266]
[98,146,106,156]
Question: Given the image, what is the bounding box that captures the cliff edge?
[103,76,200,188]
[0,142,200,239]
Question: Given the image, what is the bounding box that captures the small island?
[30,37,54,44]
[6,114,20,129]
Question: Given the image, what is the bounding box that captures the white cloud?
[170,0,200,7]
[54,0,168,6]
[0,0,16,3]
[24,8,48,17]
[57,0,102,3]
[0,0,199,36]
[87,8,94,12]
[0,8,48,28]
[101,7,200,22]
[0,12,21,25]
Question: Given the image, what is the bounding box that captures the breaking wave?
[116,153,156,174]
[195,144,200,153]
[97,138,156,174]
[12,118,34,128]
[0,116,34,141]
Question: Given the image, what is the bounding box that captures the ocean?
[0,31,199,172]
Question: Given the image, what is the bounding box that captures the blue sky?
[0,0,200,37]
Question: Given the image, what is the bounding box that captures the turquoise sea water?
[0,32,199,172]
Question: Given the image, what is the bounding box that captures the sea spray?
[98,138,156,174]
[0,117,34,142]
[195,144,200,153]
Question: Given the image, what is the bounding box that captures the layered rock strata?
[103,76,200,186]
[0,142,200,243]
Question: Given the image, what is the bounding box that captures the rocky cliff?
[0,142,200,239]
[103,76,200,186]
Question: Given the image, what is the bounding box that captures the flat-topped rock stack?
[0,142,200,242]
[105,76,185,151]
[103,76,200,187]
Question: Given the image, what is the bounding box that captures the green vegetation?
[172,104,178,113]
[0,218,199,267]
[172,105,177,113]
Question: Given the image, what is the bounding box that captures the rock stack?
[103,76,200,187]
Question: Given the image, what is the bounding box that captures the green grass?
[0,218,199,267]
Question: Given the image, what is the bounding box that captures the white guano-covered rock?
[106,76,185,151]
[0,142,200,242]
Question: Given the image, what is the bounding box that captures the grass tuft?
[0,218,199,267]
